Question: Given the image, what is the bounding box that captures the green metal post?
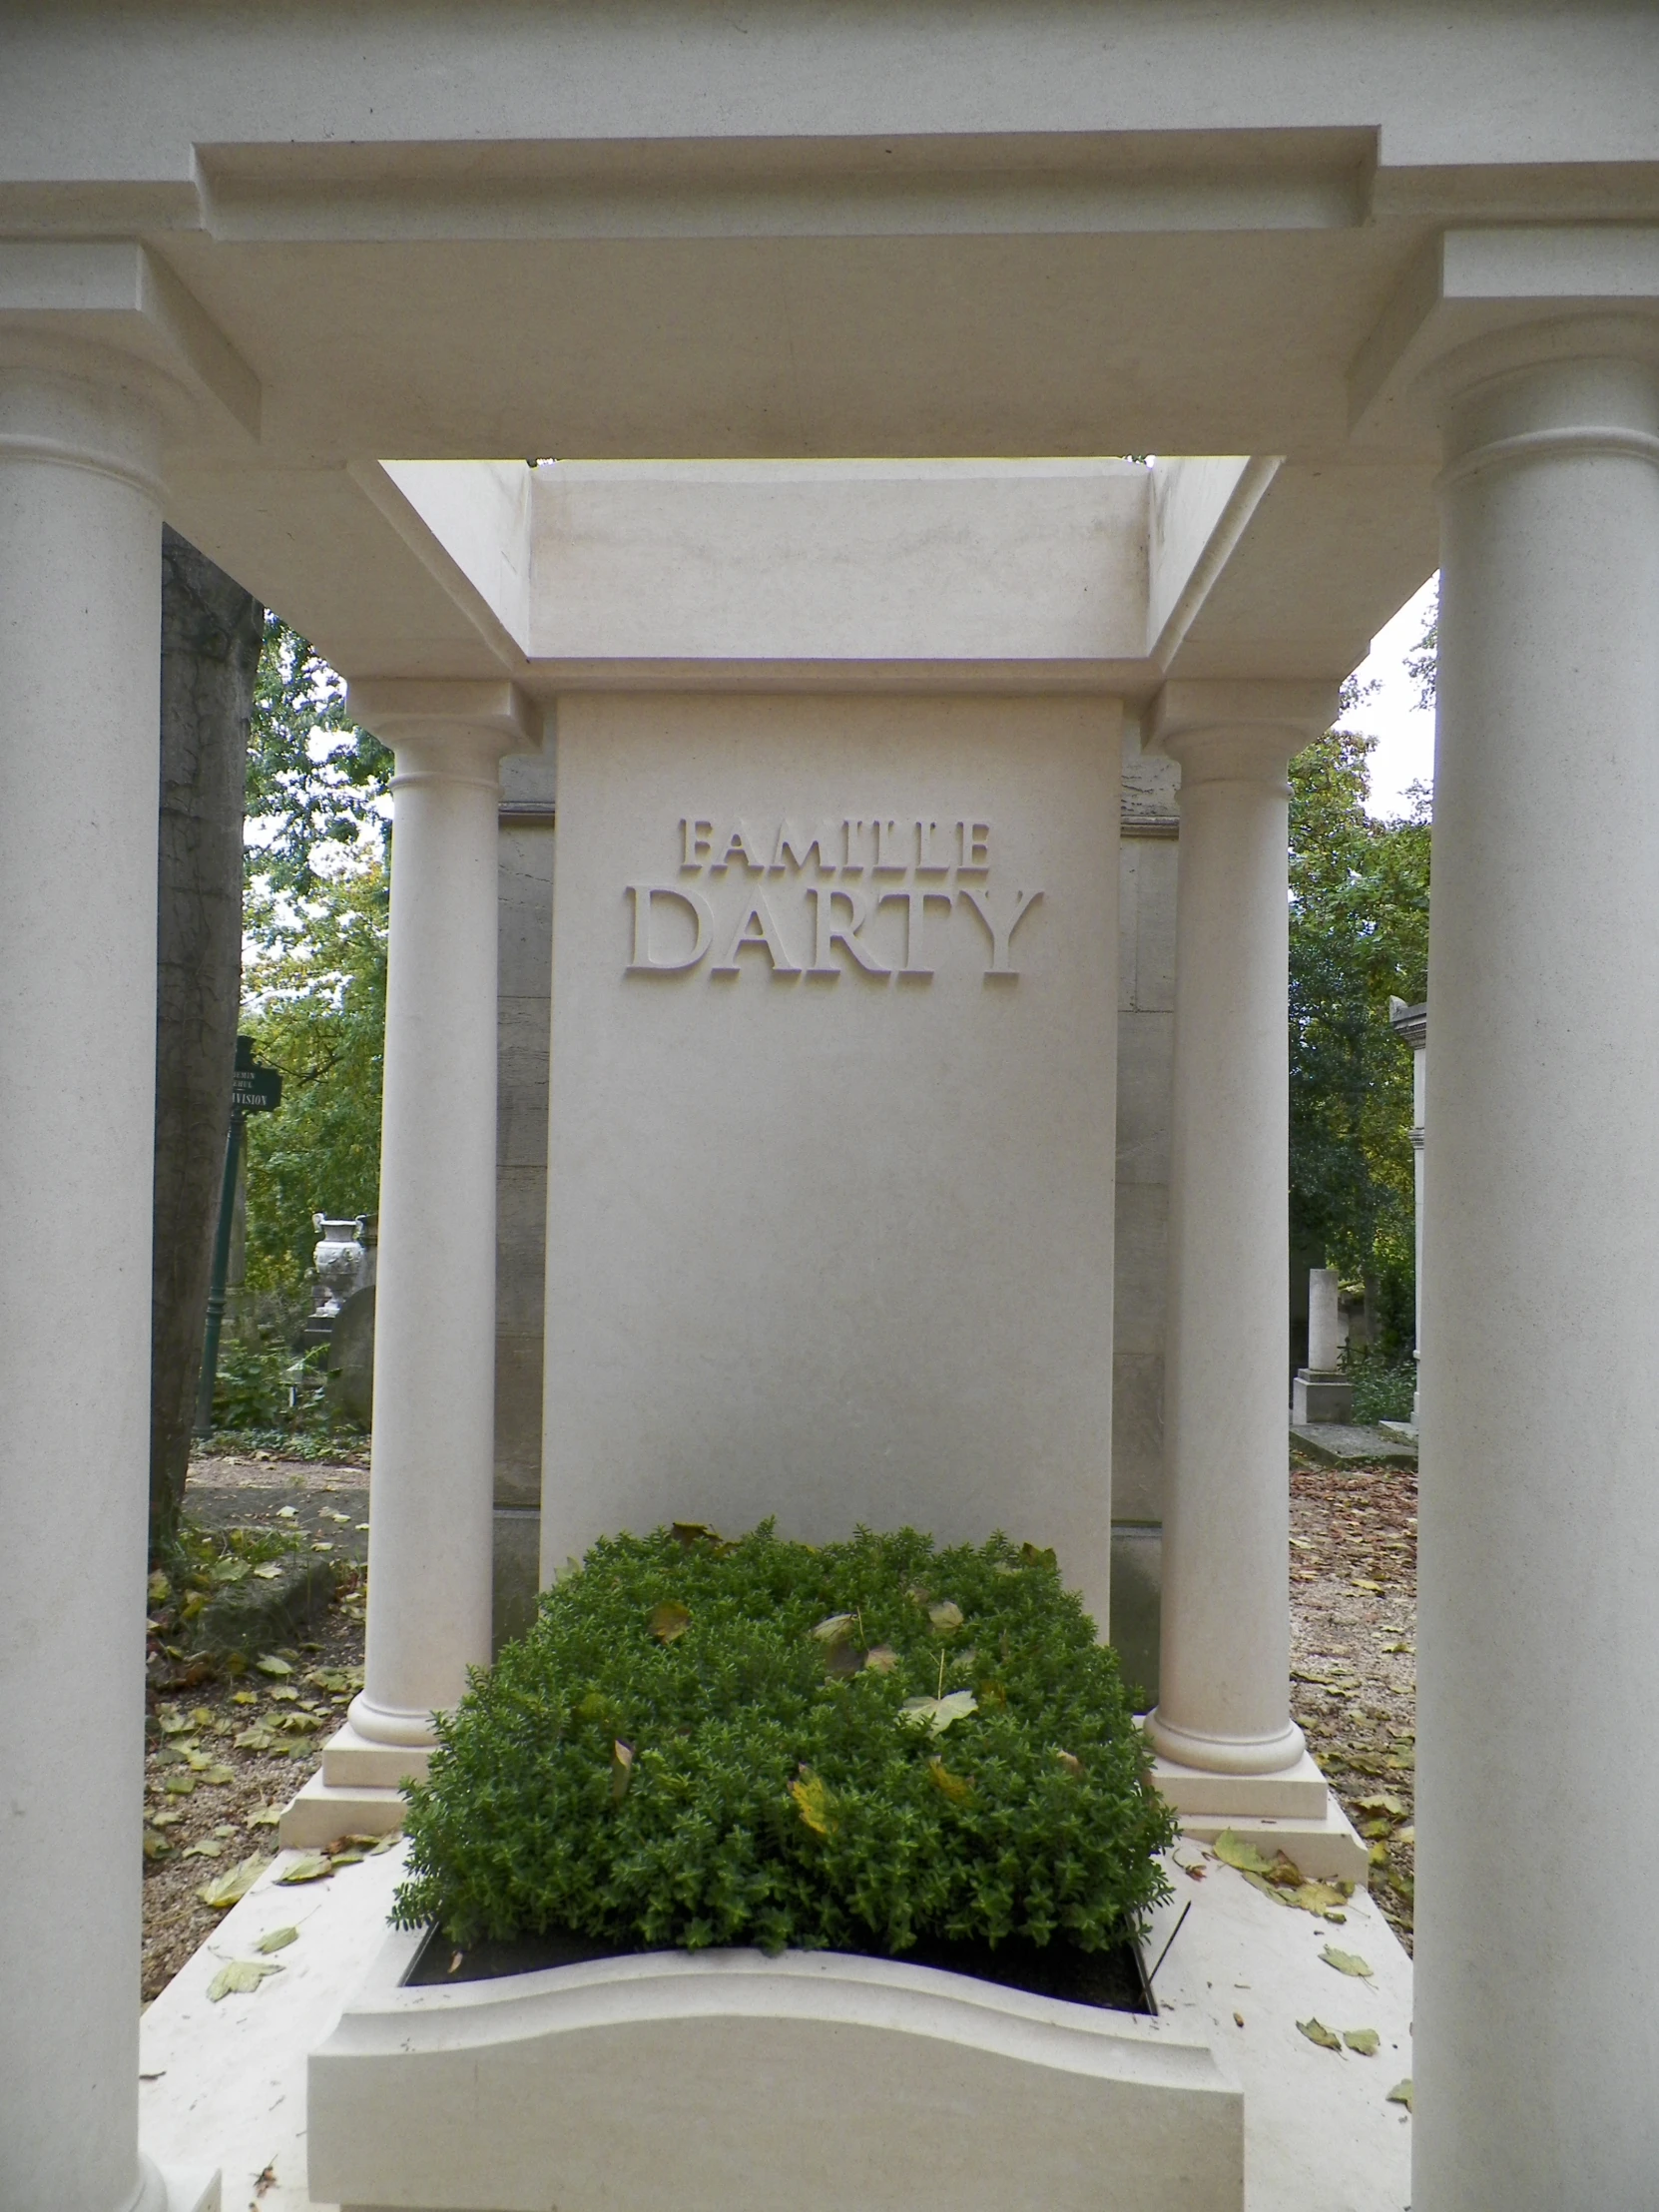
[195,1107,245,1437]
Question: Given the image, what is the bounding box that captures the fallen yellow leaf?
[207,1959,282,2001]
[197,1854,272,1911]
[790,1767,835,1837]
[275,1852,333,1885]
[1321,1944,1374,1978]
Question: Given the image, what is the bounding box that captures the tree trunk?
[151,530,263,1557]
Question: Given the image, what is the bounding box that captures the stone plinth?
[1292,1370,1354,1423]
[309,1934,1243,2212]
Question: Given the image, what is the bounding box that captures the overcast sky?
[1347,573,1438,820]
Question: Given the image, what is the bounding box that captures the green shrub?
[394,1523,1177,1959]
[205,1328,366,1456]
[1340,1344,1417,1425]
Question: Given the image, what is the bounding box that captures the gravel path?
[1289,1453,1418,1946]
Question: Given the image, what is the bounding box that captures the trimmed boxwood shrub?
[393,1522,1177,1958]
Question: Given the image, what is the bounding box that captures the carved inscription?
[628,817,1043,981]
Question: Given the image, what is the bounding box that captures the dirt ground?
[142,1445,1418,1998]
[142,1454,370,2001]
[1289,1452,1418,1946]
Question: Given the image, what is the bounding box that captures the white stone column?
[1415,335,1659,2209]
[1141,682,1358,1865]
[0,356,208,2212]
[313,683,538,1814]
[1388,997,1427,1421]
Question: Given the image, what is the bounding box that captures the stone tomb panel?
[541,695,1120,1627]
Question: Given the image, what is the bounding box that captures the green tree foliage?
[1289,696,1430,1350]
[242,862,387,1290]
[1405,584,1439,711]
[241,617,391,1291]
[247,617,392,896]
[395,1524,1176,1957]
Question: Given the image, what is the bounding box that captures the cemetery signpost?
[194,1037,281,1435]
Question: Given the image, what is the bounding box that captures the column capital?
[0,238,260,442]
[347,678,544,779]
[1351,225,1659,439]
[1145,679,1340,781]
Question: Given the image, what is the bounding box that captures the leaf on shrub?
[1386,2077,1413,2111]
[790,1767,835,1837]
[1344,2027,1381,2055]
[256,1926,298,1953]
[1298,2017,1343,2052]
[862,1645,898,1673]
[927,1601,964,1636]
[824,1640,862,1679]
[927,1756,974,1805]
[976,1678,1007,1708]
[255,1655,292,1678]
[1054,1750,1083,1777]
[198,1854,272,1910]
[1019,1542,1057,1571]
[276,1853,334,1885]
[810,1612,857,1644]
[898,1689,977,1735]
[611,1740,635,1803]
[649,1602,692,1644]
[1321,1944,1373,1978]
[670,1521,724,1549]
[207,1958,283,2001]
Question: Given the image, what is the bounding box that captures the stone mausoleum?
[2,10,1658,2212]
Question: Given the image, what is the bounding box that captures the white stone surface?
[138,1840,1409,2212]
[0,354,176,2212]
[312,1932,1242,2212]
[1149,1853,1414,2212]
[540,692,1123,1625]
[1416,332,1659,2207]
[1144,684,1337,1778]
[341,683,538,1759]
[278,1768,407,1850]
[140,1846,413,2212]
[1154,1747,1330,1822]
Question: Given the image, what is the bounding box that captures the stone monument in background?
[1291,1265,1353,1422]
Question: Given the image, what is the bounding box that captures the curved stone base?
[309,1933,1243,2212]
